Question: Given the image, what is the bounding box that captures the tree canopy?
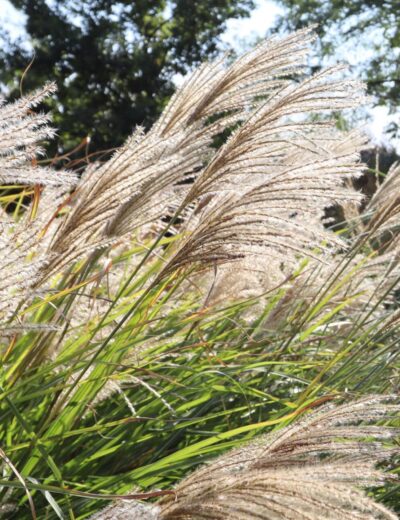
[273,0,400,134]
[0,0,254,154]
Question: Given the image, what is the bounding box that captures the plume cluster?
[0,84,76,328]
[32,28,366,284]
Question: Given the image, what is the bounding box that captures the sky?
[220,0,283,49]
[0,0,397,150]
[0,0,25,39]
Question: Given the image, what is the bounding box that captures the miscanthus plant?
[0,28,399,519]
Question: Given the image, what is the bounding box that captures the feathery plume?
[153,27,316,136]
[91,395,399,520]
[0,188,64,334]
[184,67,365,201]
[0,83,77,187]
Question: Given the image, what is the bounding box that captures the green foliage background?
[0,0,254,153]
